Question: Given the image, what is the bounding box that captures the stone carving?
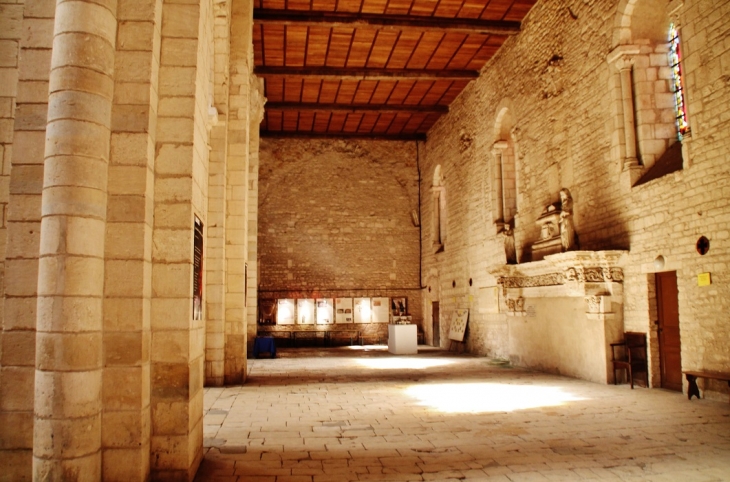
[565,267,623,282]
[498,273,564,288]
[506,296,526,315]
[498,266,624,289]
[559,188,577,252]
[586,296,600,313]
[503,224,517,265]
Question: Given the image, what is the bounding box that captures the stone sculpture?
[559,188,576,252]
[503,224,517,264]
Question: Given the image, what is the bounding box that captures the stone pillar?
[246,77,265,349]
[225,0,254,384]
[101,0,162,478]
[0,0,55,477]
[205,0,232,387]
[33,0,116,478]
[150,0,212,476]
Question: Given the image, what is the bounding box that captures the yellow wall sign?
[698,272,712,286]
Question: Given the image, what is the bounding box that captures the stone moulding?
[490,250,628,293]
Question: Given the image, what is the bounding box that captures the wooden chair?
[611,332,648,389]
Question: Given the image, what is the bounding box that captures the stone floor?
[196,346,730,481]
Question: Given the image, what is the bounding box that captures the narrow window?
[668,23,690,140]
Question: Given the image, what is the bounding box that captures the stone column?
[33,0,116,478]
[617,61,639,170]
[491,140,508,230]
[246,77,265,354]
[607,45,642,189]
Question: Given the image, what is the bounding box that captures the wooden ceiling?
[254,0,538,140]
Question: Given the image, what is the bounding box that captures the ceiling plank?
[254,9,522,36]
[259,130,427,141]
[255,66,479,80]
[265,101,449,114]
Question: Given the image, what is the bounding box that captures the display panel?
[371,297,390,323]
[297,299,315,324]
[335,297,353,324]
[354,298,371,324]
[316,299,334,324]
[277,299,295,325]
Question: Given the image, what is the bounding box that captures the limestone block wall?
[421,0,730,398]
[258,138,423,332]
[0,0,53,476]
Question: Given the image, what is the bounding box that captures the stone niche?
[489,251,627,384]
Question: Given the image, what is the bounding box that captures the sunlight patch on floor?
[356,357,456,370]
[405,382,586,413]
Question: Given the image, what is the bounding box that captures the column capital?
[606,45,641,70]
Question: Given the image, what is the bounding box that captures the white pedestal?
[388,324,418,355]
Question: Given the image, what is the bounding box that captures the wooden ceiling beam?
[254,9,521,36]
[260,130,427,141]
[265,102,448,114]
[255,66,478,81]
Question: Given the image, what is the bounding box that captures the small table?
[253,336,276,358]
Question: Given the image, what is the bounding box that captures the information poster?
[335,297,353,324]
[371,297,390,323]
[316,299,334,325]
[354,298,371,324]
[448,309,469,342]
[192,216,203,320]
[297,299,315,324]
[277,299,295,325]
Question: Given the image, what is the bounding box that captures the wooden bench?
[292,330,325,347]
[683,370,730,402]
[325,330,360,346]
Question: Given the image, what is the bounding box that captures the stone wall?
[258,138,423,337]
[420,0,730,398]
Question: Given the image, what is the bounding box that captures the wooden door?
[656,271,682,391]
[432,302,440,347]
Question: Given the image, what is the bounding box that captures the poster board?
[448,309,469,342]
[277,299,295,325]
[371,297,390,323]
[297,299,315,325]
[354,298,371,323]
[316,298,334,325]
[335,297,353,324]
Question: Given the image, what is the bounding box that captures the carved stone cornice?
[490,250,628,291]
[606,45,641,70]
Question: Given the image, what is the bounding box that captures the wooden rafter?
[265,102,449,114]
[260,130,427,141]
[254,9,521,36]
[255,66,479,81]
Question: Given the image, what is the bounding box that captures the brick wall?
[258,138,423,338]
[421,0,729,397]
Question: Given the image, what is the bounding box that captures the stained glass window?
[668,23,690,140]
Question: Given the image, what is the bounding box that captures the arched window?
[668,23,690,140]
[609,0,688,187]
[432,165,445,252]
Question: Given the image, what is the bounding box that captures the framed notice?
[448,309,469,342]
[297,299,315,324]
[335,297,353,324]
[277,299,295,325]
[316,299,334,325]
[193,216,203,320]
[354,298,371,324]
[371,297,390,323]
[391,297,407,316]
